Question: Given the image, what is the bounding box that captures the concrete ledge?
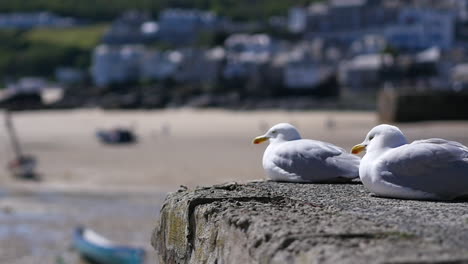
[152,181,468,264]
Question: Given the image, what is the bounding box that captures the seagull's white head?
[352,124,408,154]
[253,123,301,144]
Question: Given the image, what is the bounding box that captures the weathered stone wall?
[378,89,468,122]
[153,181,468,264]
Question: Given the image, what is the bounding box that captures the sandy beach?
[5,109,468,189]
[0,109,467,263]
[0,109,378,189]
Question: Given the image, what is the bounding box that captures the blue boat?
[73,227,145,264]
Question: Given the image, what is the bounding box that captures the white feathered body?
[262,139,360,183]
[360,138,468,200]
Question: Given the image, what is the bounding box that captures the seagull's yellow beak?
[351,144,366,154]
[253,135,269,144]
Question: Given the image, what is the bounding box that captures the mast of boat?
[4,110,23,159]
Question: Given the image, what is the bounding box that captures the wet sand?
[0,109,467,263]
[0,187,165,264]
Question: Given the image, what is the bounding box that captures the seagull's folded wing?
[270,140,360,182]
[380,138,468,198]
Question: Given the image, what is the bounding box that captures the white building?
[55,67,85,85]
[91,45,224,87]
[225,34,272,63]
[102,11,158,44]
[91,45,144,87]
[223,34,272,79]
[328,0,367,32]
[350,35,387,55]
[339,53,392,92]
[450,63,468,92]
[385,8,455,50]
[6,77,48,93]
[284,61,324,89]
[175,47,224,84]
[158,8,216,45]
[288,6,308,33]
[141,50,183,81]
[0,12,77,29]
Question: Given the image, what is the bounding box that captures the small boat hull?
[96,129,137,144]
[73,227,145,264]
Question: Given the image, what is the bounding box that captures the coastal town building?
[91,45,144,87]
[0,11,77,28]
[158,8,217,45]
[102,11,158,45]
[85,1,468,100]
[385,8,455,50]
[339,54,393,93]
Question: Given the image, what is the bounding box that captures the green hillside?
[0,24,108,79]
[24,24,108,49]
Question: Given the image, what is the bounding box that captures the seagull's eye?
[369,135,374,141]
[271,130,277,134]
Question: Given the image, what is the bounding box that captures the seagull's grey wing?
[271,139,360,182]
[380,138,468,198]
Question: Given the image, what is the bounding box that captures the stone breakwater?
[153,181,468,264]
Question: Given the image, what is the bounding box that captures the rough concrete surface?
[153,181,468,264]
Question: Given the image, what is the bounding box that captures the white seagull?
[253,123,360,183]
[352,124,468,200]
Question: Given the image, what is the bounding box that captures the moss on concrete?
[153,181,468,264]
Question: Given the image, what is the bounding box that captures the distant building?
[158,8,217,45]
[270,43,335,93]
[0,12,77,29]
[91,45,144,87]
[409,0,468,21]
[299,1,456,52]
[91,44,224,87]
[284,60,330,89]
[339,53,392,93]
[415,46,441,63]
[218,18,263,34]
[317,0,399,32]
[350,35,387,55]
[302,0,400,44]
[223,34,272,80]
[450,62,468,91]
[452,63,468,81]
[141,50,182,81]
[288,6,308,33]
[305,3,330,32]
[385,8,455,50]
[0,77,64,108]
[102,11,158,45]
[55,67,85,85]
[224,34,272,63]
[328,0,367,32]
[175,47,224,85]
[5,77,48,93]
